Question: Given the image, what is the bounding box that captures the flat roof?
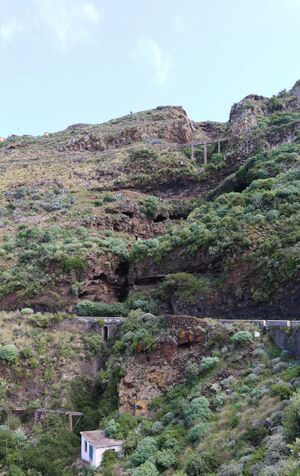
[81,430,123,449]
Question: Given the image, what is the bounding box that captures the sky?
[0,0,300,136]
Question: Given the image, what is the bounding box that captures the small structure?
[76,316,124,342]
[80,430,123,467]
[34,408,83,431]
[0,137,6,143]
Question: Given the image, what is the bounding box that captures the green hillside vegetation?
[0,84,300,475]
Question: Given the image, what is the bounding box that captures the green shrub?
[20,308,34,315]
[116,413,138,437]
[184,397,210,427]
[28,312,65,328]
[198,356,219,374]
[62,256,86,277]
[282,390,300,442]
[242,426,267,446]
[139,196,161,219]
[155,449,176,469]
[82,334,104,356]
[0,345,18,362]
[158,273,212,306]
[100,449,117,476]
[271,383,293,400]
[186,453,212,476]
[231,331,253,346]
[188,423,209,442]
[7,466,24,476]
[77,300,127,317]
[130,437,158,466]
[132,462,159,476]
[186,363,200,382]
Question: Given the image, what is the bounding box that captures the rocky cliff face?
[60,106,196,152]
[119,317,226,415]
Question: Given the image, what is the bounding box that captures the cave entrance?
[103,326,109,341]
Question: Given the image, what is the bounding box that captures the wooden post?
[217,141,221,154]
[204,141,208,165]
[68,413,73,431]
[33,410,39,425]
[191,144,194,161]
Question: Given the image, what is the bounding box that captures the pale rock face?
[291,79,300,97]
[229,94,267,136]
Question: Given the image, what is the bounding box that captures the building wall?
[81,437,122,467]
[81,437,91,464]
[93,445,122,467]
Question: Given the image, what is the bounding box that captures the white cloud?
[33,0,102,49]
[0,0,102,49]
[173,13,185,33]
[82,2,101,24]
[0,19,24,43]
[133,39,171,86]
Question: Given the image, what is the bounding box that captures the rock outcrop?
[119,317,223,415]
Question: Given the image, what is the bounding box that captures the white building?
[80,430,123,467]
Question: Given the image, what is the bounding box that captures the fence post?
[204,142,207,165]
[217,141,221,154]
[191,144,194,161]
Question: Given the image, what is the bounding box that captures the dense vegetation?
[0,84,300,475]
[1,311,299,475]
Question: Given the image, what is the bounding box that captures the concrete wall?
[269,327,300,359]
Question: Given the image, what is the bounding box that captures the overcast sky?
[0,0,299,136]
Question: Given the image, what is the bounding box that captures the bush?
[130,437,158,466]
[82,334,104,356]
[264,431,288,465]
[271,383,293,400]
[231,331,253,346]
[186,363,200,381]
[282,390,300,442]
[198,356,219,374]
[184,397,210,427]
[217,463,243,476]
[151,421,164,434]
[62,256,86,277]
[132,462,159,476]
[186,454,211,476]
[105,419,119,438]
[242,426,267,446]
[100,448,117,475]
[28,312,65,328]
[7,466,24,476]
[77,300,127,317]
[0,345,18,362]
[188,423,209,442]
[139,196,161,219]
[155,449,176,469]
[20,308,34,315]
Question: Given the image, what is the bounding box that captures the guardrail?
[219,319,300,328]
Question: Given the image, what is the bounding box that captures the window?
[84,440,87,452]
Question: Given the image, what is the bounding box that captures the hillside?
[1,82,300,317]
[0,81,300,476]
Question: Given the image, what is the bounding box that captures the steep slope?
[0,82,300,476]
[1,82,300,318]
